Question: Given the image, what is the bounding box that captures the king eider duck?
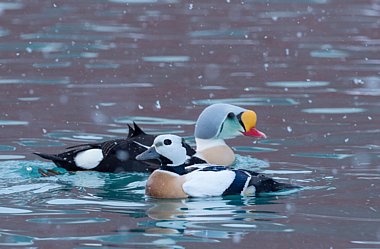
[34,123,195,173]
[136,134,297,198]
[193,103,266,166]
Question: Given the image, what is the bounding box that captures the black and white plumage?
[136,134,298,198]
[34,123,196,173]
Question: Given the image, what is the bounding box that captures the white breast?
[74,149,104,169]
[182,169,236,197]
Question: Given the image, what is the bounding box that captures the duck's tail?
[249,174,300,194]
[33,152,63,162]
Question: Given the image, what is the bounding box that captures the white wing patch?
[74,149,104,169]
[133,141,149,149]
[183,170,236,197]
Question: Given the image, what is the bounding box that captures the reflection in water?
[142,196,294,242]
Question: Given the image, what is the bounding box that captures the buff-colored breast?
[145,170,188,198]
[198,145,235,166]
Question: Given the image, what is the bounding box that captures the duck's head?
[136,134,187,167]
[194,103,267,140]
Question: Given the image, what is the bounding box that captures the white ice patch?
[183,170,236,197]
[74,149,103,169]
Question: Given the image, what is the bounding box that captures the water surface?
[1,0,380,248]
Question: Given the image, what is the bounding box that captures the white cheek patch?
[74,149,104,169]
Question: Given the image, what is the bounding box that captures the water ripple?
[192,97,298,106]
[266,81,330,88]
[302,108,366,114]
[291,153,352,159]
[47,198,146,207]
[143,56,190,63]
[26,217,110,224]
[46,130,115,142]
[114,116,195,125]
[0,145,16,151]
[0,206,32,214]
[0,155,25,160]
[0,120,29,126]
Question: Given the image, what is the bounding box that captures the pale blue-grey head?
[194,103,266,140]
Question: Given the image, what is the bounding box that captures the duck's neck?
[195,138,235,166]
[195,138,226,151]
[160,165,187,175]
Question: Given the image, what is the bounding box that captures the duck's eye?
[227,112,235,118]
[163,139,172,145]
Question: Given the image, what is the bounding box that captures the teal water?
[1,0,380,248]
